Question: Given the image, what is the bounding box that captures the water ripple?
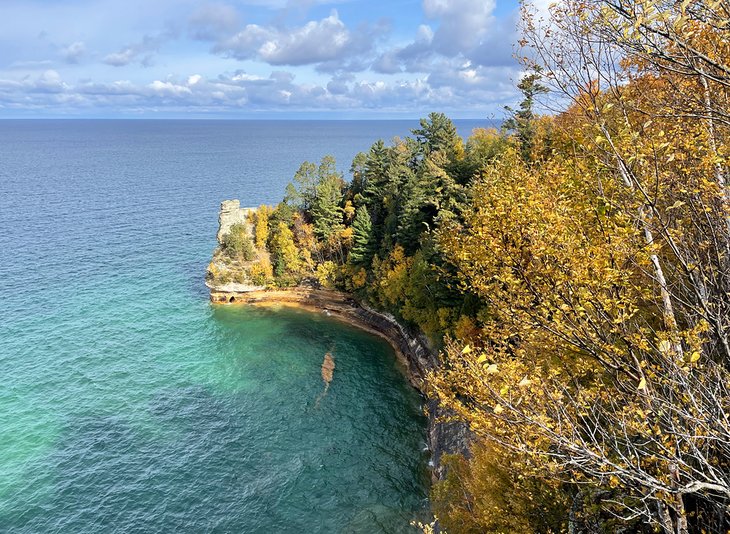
[0,120,444,533]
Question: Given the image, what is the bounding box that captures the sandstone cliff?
[216,199,255,243]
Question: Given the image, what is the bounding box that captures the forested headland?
[207,1,730,531]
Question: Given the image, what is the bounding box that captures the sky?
[0,0,529,119]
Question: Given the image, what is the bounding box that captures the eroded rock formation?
[216,199,255,243]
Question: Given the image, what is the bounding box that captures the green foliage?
[349,205,374,266]
[311,158,345,240]
[397,151,464,253]
[348,151,368,202]
[503,67,548,163]
[285,161,318,211]
[412,112,462,156]
[222,223,256,261]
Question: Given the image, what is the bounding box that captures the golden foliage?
[432,442,569,533]
[249,256,273,286]
[315,260,338,289]
[254,204,271,249]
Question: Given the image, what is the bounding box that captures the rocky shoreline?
[208,284,471,481]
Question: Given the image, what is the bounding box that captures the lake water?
[0,119,484,532]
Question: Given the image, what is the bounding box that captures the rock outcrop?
[217,200,255,243]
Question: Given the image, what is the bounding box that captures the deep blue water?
[0,119,484,533]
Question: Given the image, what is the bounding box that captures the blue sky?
[0,0,528,118]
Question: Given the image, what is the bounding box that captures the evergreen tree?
[349,205,374,266]
[348,151,368,203]
[412,112,461,156]
[311,157,345,240]
[503,68,548,162]
[379,141,416,254]
[397,151,462,253]
[362,140,388,208]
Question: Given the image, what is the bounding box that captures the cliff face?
[216,200,255,243]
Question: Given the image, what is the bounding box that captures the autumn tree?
[431,144,730,532]
[426,1,730,531]
[270,221,300,279]
[254,205,271,249]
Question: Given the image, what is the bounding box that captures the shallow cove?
[0,303,429,532]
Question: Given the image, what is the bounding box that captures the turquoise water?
[0,120,478,532]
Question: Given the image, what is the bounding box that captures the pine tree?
[503,68,548,162]
[349,205,374,266]
[412,112,461,156]
[311,157,345,241]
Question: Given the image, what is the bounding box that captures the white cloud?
[0,64,518,115]
[259,12,350,65]
[149,80,193,96]
[213,10,380,69]
[0,0,524,116]
[60,41,86,64]
[104,33,171,67]
[423,0,495,55]
[35,70,67,93]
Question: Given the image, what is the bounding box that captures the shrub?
[223,223,256,262]
[250,258,273,286]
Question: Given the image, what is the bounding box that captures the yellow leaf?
[461,344,472,354]
[476,354,488,364]
[690,351,701,363]
[486,363,499,374]
[638,378,647,391]
[518,377,531,387]
[667,200,685,210]
[494,404,504,414]
[500,385,509,395]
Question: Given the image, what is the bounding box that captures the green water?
[0,119,430,532]
[0,296,429,532]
